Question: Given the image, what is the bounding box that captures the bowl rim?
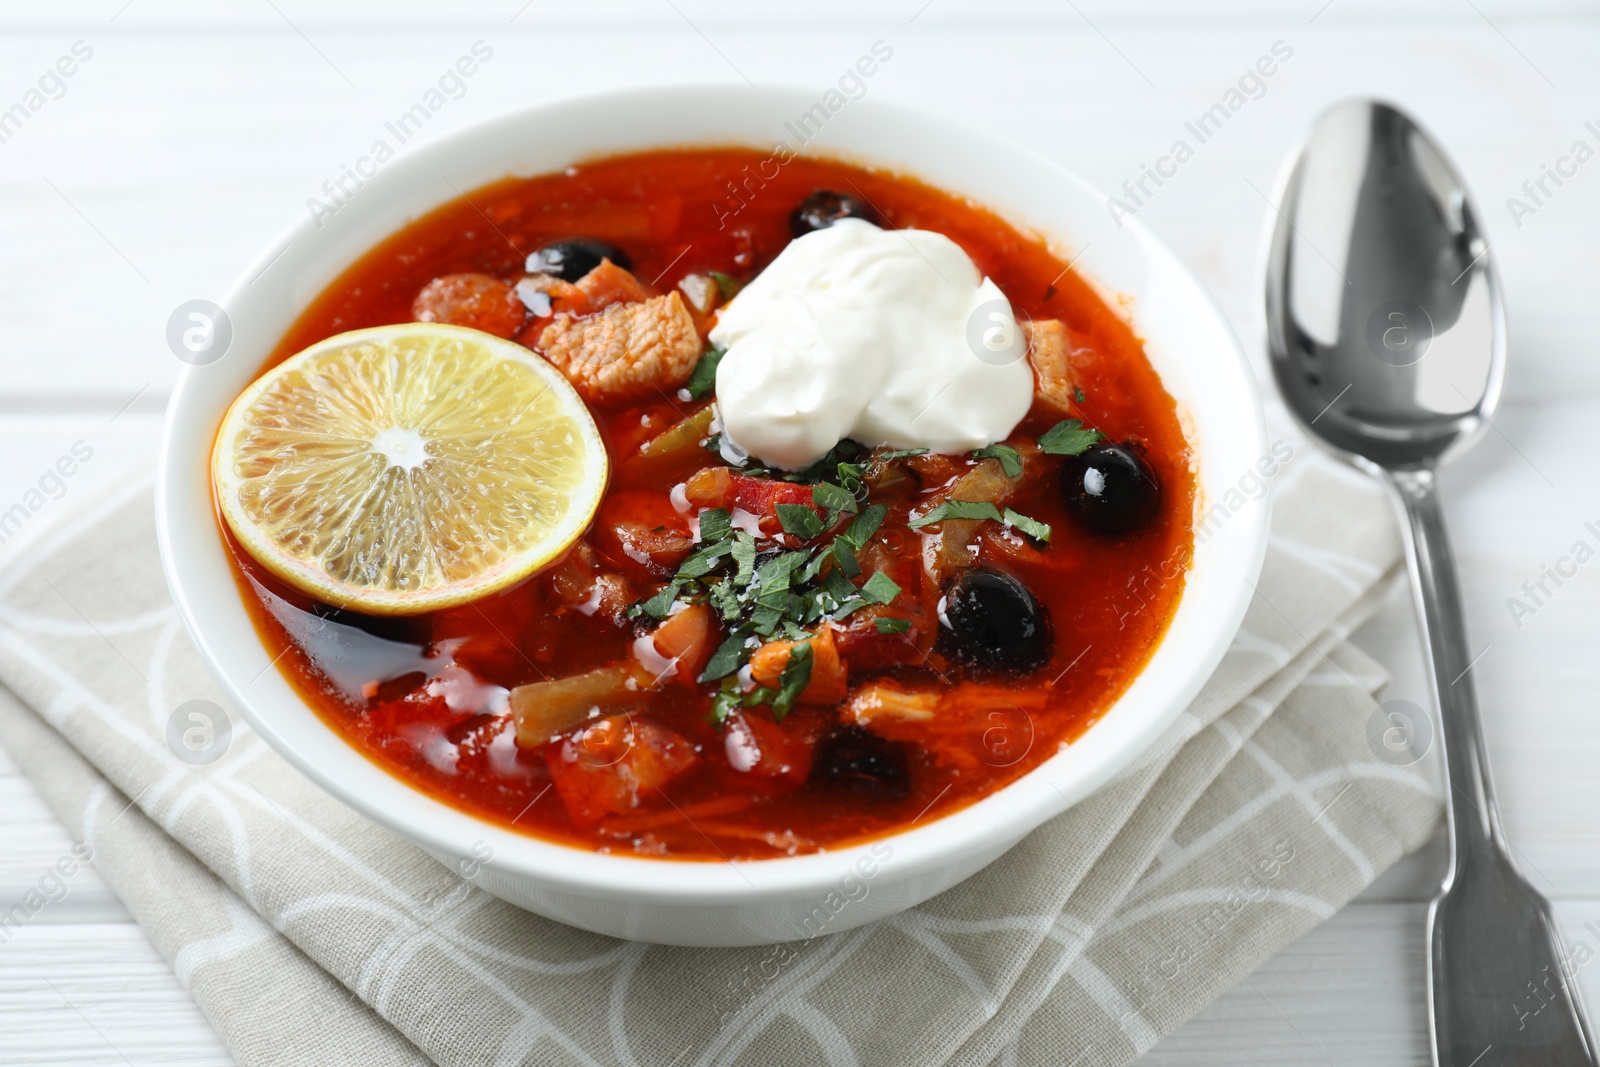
[157,84,1270,904]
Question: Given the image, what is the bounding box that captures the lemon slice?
[213,323,608,614]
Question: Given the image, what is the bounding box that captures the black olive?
[527,238,631,283]
[789,190,884,237]
[1060,441,1161,535]
[936,568,1051,674]
[814,727,910,799]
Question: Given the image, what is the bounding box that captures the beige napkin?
[0,441,1441,1067]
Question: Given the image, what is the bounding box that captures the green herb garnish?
[860,570,903,605]
[710,271,743,300]
[697,507,732,544]
[775,503,825,541]
[971,443,1023,477]
[631,580,685,620]
[1038,418,1103,456]
[699,633,749,683]
[908,500,1005,529]
[811,481,858,514]
[1003,507,1052,543]
[771,642,813,719]
[684,347,725,400]
[873,617,912,634]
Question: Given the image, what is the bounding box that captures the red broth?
[221,149,1195,860]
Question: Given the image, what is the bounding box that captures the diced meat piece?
[546,715,697,825]
[592,491,694,577]
[575,258,650,311]
[844,681,1046,769]
[749,625,847,706]
[412,273,525,339]
[723,710,812,784]
[537,291,701,405]
[1024,319,1075,412]
[845,683,940,726]
[645,602,717,686]
[547,543,634,625]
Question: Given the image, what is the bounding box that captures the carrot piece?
[648,602,717,685]
[749,624,847,705]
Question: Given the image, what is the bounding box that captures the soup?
[218,148,1195,860]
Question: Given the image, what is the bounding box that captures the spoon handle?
[1387,467,1599,1067]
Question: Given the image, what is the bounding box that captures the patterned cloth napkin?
[0,440,1441,1067]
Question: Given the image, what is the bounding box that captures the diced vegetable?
[648,602,717,685]
[545,715,697,825]
[749,624,847,707]
[510,663,650,747]
[683,465,733,509]
[637,403,716,458]
[677,273,723,315]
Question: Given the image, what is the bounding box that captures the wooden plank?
[0,924,232,1066]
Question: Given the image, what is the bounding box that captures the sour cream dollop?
[709,219,1032,470]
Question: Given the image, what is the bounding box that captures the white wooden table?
[2,2,1597,1063]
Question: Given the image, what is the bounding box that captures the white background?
[1,1,1598,1062]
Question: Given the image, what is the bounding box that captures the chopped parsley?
[710,271,744,300]
[860,570,903,605]
[697,507,732,544]
[1003,507,1052,543]
[970,442,1023,477]
[908,500,1005,529]
[684,347,726,400]
[771,642,813,719]
[873,617,912,634]
[775,503,825,541]
[1038,418,1103,456]
[908,498,1050,543]
[810,481,858,514]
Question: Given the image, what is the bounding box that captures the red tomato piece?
[729,475,817,517]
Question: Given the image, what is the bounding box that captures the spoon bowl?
[1266,99,1504,467]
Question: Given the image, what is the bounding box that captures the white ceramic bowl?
[157,86,1269,948]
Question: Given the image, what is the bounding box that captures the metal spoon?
[1264,98,1598,1066]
